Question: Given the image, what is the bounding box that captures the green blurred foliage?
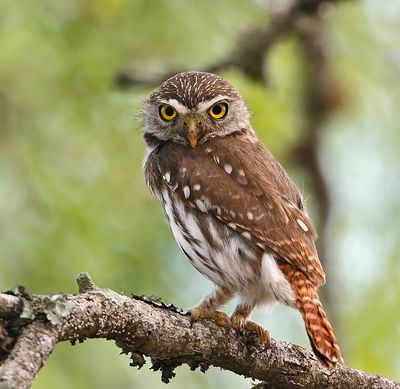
[0,0,399,387]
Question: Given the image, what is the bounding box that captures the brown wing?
[155,130,325,286]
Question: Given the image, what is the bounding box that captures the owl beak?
[186,118,199,148]
[188,130,198,149]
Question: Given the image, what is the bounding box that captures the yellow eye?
[208,102,228,119]
[159,104,177,121]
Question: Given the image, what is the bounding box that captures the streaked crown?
[148,72,240,109]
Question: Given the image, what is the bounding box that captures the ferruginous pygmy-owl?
[142,71,341,367]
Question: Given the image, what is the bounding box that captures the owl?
[142,71,341,367]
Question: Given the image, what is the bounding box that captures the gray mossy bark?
[0,273,398,389]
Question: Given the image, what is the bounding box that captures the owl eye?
[159,104,177,121]
[208,102,228,119]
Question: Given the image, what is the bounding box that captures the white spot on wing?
[247,212,254,221]
[195,199,207,213]
[242,231,251,239]
[193,184,201,191]
[200,195,211,209]
[297,219,309,232]
[183,186,190,199]
[224,164,233,174]
[164,172,171,183]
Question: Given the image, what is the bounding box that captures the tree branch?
[0,294,21,319]
[0,322,58,389]
[0,273,398,389]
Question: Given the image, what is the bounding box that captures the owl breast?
[159,190,294,307]
[162,190,259,286]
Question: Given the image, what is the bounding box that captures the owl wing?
[156,131,325,286]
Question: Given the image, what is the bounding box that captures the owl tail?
[278,262,342,367]
[293,272,342,368]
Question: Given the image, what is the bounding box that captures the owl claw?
[231,312,270,346]
[190,306,202,327]
[231,312,246,331]
[190,307,231,328]
[244,321,271,346]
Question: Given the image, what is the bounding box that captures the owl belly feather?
[161,190,294,307]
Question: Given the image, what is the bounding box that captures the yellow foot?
[231,313,270,346]
[190,306,231,328]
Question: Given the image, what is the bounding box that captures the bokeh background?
[1,0,399,387]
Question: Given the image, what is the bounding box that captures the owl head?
[142,72,251,149]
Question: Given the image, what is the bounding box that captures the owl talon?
[190,307,231,328]
[244,321,270,346]
[230,312,270,346]
[190,306,202,325]
[231,312,246,331]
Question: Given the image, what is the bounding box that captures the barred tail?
[278,262,342,367]
[293,271,342,367]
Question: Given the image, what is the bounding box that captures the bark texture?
[0,273,398,389]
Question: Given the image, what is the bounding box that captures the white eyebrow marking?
[196,95,229,112]
[160,98,189,114]
[242,231,251,239]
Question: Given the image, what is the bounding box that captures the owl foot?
[231,312,270,346]
[244,321,270,346]
[190,307,231,328]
